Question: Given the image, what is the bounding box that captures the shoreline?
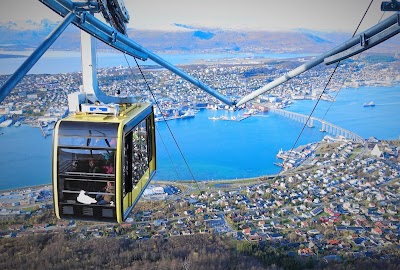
[152,174,277,185]
[1,84,399,191]
[1,83,399,128]
[2,138,399,193]
[0,175,277,193]
[0,183,52,193]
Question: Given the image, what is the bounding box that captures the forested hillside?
[1,233,400,270]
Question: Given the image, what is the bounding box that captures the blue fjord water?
[0,84,399,190]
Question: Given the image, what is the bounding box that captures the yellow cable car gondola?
[52,103,156,223]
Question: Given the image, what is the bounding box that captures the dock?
[208,115,251,122]
[38,122,48,138]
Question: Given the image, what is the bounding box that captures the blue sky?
[0,0,392,33]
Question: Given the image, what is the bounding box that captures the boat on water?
[180,110,196,119]
[155,116,176,122]
[243,108,258,116]
[206,104,218,110]
[38,121,56,137]
[274,162,284,167]
[276,148,299,160]
[208,115,243,121]
[155,109,196,122]
[13,121,21,127]
[0,119,13,127]
[194,102,208,109]
[276,148,285,159]
[363,101,375,107]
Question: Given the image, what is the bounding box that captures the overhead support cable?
[122,54,182,180]
[236,12,400,107]
[125,56,200,189]
[268,0,376,181]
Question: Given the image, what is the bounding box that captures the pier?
[270,108,365,143]
[208,115,251,122]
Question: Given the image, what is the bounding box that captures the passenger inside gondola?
[96,181,115,205]
[71,160,79,171]
[88,159,101,173]
[104,160,114,174]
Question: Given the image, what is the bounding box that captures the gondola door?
[121,116,153,221]
[122,131,133,219]
[130,119,150,206]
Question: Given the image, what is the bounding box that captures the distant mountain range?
[0,19,399,54]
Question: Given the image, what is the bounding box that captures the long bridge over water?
[269,108,365,143]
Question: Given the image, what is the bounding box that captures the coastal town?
[0,55,399,264]
[0,136,399,261]
[0,54,399,129]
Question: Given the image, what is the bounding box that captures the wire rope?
[122,54,201,190]
[271,0,375,180]
[121,56,182,179]
[318,10,386,129]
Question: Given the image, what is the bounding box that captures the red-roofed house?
[242,228,251,235]
[371,227,382,235]
[327,239,340,245]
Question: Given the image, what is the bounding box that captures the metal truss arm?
[236,12,400,107]
[40,0,147,60]
[39,0,235,106]
[0,11,76,104]
[324,13,400,64]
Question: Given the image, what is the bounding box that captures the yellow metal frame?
[52,121,62,219]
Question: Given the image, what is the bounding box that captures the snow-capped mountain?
[0,19,59,31]
[0,20,398,54]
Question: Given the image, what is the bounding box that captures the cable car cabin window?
[146,115,154,164]
[58,132,117,150]
[133,120,149,183]
[58,148,115,175]
[56,147,116,221]
[123,117,150,198]
[56,122,118,221]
